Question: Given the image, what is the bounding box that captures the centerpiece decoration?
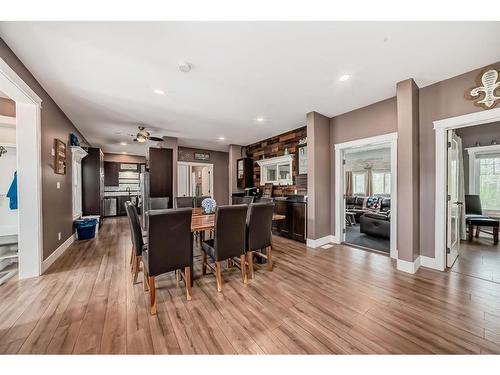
[201,197,216,214]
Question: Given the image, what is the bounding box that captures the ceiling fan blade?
[148,136,164,142]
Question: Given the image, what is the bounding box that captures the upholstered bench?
[466,216,499,244]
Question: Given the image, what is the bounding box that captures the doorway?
[0,57,43,280]
[334,132,398,259]
[177,162,214,198]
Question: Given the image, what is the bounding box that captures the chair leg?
[143,267,149,292]
[202,251,207,275]
[494,227,499,244]
[227,258,233,268]
[247,251,254,280]
[129,249,134,267]
[240,254,247,284]
[476,226,480,237]
[215,261,222,292]
[468,224,473,241]
[149,276,156,315]
[176,269,182,285]
[267,246,273,271]
[133,256,141,284]
[184,266,192,301]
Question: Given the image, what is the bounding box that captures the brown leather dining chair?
[125,201,146,284]
[232,196,254,205]
[143,208,193,314]
[175,196,194,208]
[201,204,248,292]
[245,202,275,279]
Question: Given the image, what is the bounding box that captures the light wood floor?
[1,217,500,354]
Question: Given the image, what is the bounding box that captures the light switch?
[51,148,55,156]
[57,182,60,189]
[58,232,61,241]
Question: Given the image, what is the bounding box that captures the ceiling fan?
[131,126,164,143]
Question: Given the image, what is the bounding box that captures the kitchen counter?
[104,191,141,197]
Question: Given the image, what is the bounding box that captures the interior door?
[177,163,189,197]
[447,130,461,267]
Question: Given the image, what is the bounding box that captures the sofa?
[359,212,391,239]
[346,196,391,239]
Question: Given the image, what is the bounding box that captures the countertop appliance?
[104,197,117,217]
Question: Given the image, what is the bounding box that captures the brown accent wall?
[0,38,89,260]
[0,97,15,117]
[178,146,229,205]
[419,62,500,258]
[307,113,330,240]
[246,126,307,196]
[103,153,146,164]
[329,97,398,235]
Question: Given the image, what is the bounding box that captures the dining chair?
[232,196,254,205]
[245,202,275,279]
[176,196,194,208]
[143,208,193,314]
[201,204,248,292]
[125,201,147,284]
[195,196,211,208]
[257,197,273,204]
[150,197,170,210]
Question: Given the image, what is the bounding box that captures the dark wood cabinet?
[82,147,104,218]
[272,200,307,243]
[236,157,253,188]
[149,148,173,207]
[104,161,120,186]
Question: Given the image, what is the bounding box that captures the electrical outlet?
[56,182,60,189]
[58,232,61,241]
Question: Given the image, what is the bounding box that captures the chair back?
[150,197,170,210]
[176,196,194,208]
[125,201,144,256]
[213,204,248,260]
[147,208,193,276]
[465,195,483,215]
[246,202,274,251]
[257,197,273,204]
[232,196,254,205]
[195,196,211,208]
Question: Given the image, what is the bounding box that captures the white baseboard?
[41,233,76,274]
[420,255,443,271]
[397,256,421,274]
[306,235,335,248]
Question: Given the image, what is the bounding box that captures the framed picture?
[297,145,307,175]
[54,138,67,175]
[194,152,210,161]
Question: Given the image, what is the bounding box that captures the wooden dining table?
[190,207,286,232]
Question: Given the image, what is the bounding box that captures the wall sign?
[467,67,500,109]
[194,152,210,161]
[297,145,307,175]
[54,138,67,175]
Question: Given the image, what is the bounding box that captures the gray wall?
[329,97,398,236]
[178,146,229,205]
[307,111,331,240]
[103,153,146,164]
[0,38,89,260]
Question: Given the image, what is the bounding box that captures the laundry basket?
[74,218,98,240]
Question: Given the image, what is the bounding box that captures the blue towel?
[6,171,17,210]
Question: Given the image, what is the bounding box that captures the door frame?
[334,132,398,259]
[177,161,214,197]
[434,107,500,271]
[0,56,43,279]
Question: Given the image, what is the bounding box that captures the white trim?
[0,114,16,126]
[0,56,43,279]
[256,154,294,166]
[177,161,215,198]
[397,256,421,274]
[434,107,500,272]
[334,132,398,259]
[306,235,335,248]
[466,144,500,195]
[256,154,294,186]
[420,255,441,270]
[41,233,76,274]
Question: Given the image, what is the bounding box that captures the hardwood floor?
[1,217,500,354]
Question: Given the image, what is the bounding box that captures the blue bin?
[74,218,98,240]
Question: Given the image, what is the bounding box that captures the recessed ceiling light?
[179,62,192,73]
[339,74,350,82]
[256,117,264,123]
[153,89,165,95]
[120,142,128,146]
[218,136,225,141]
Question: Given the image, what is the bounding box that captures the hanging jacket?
[6,171,17,210]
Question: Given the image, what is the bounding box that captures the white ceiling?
[1,22,499,155]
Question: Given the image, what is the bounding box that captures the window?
[257,155,294,185]
[353,172,366,195]
[478,156,500,210]
[373,171,391,195]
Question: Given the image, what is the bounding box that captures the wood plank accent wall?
[246,126,307,196]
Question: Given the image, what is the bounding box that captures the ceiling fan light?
[136,134,146,143]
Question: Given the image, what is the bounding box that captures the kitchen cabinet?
[236,157,253,189]
[149,148,173,207]
[272,199,307,243]
[104,161,119,186]
[82,147,104,218]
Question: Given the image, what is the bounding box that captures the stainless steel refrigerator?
[139,171,150,230]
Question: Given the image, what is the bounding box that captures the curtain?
[457,135,467,240]
[366,169,373,196]
[345,171,353,196]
